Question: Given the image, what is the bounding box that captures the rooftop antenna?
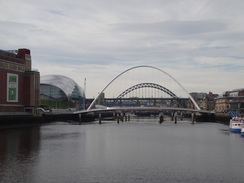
[82,78,86,110]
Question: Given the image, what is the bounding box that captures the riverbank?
[214,113,231,124]
[0,114,43,129]
[0,112,95,129]
[195,112,230,124]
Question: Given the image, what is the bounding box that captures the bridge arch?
[116,82,178,99]
[87,65,200,110]
[113,82,185,107]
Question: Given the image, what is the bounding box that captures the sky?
[1,0,244,98]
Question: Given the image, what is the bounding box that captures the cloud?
[1,0,244,98]
[110,20,228,36]
[195,56,244,67]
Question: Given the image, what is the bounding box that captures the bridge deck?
[74,106,214,114]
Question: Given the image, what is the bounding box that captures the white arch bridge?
[87,65,201,110]
[73,65,214,123]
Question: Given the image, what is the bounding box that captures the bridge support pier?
[117,114,120,123]
[122,113,126,122]
[159,112,164,124]
[180,112,183,120]
[116,113,130,123]
[191,113,195,124]
[171,112,175,121]
[116,113,123,123]
[113,112,116,120]
[174,115,177,124]
[79,114,82,123]
[99,113,102,124]
[121,113,124,122]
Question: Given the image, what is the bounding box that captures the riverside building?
[215,89,244,116]
[0,48,40,114]
[40,75,85,110]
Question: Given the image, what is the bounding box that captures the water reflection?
[0,120,244,183]
[0,127,40,182]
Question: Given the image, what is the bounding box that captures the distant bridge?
[116,82,178,99]
[74,65,214,123]
[106,82,187,107]
[87,65,201,111]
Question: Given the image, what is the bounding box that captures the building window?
[7,73,18,102]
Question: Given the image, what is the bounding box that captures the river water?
[0,117,244,183]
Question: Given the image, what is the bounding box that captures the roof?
[40,75,85,98]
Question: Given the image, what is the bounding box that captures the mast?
[82,78,86,110]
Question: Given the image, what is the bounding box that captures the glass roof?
[40,75,85,98]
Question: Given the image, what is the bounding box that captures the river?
[0,116,244,183]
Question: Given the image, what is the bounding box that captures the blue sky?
[1,0,244,97]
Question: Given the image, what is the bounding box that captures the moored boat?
[229,117,244,133]
[241,123,244,136]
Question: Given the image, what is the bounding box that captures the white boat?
[229,117,244,133]
[241,123,244,136]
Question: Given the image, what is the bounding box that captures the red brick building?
[0,48,40,114]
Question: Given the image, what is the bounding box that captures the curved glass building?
[40,75,85,109]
